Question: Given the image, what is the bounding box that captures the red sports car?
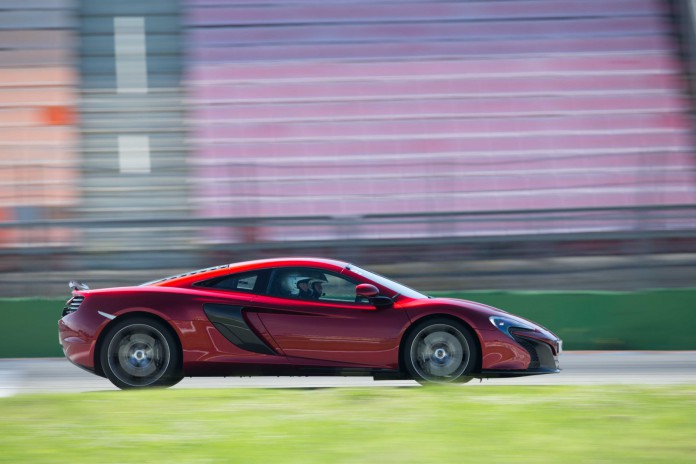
[58,257,562,389]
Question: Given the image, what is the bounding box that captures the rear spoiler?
[69,280,89,291]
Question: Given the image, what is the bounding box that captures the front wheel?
[100,317,183,389]
[404,318,478,385]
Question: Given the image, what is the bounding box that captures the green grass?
[1,386,695,463]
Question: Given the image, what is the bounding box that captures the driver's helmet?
[295,278,311,290]
[308,278,326,287]
[308,277,328,295]
[282,272,328,295]
[284,275,312,295]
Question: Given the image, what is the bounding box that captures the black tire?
[100,317,183,390]
[403,318,478,385]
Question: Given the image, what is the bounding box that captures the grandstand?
[1,0,695,293]
[0,2,77,249]
[186,0,696,243]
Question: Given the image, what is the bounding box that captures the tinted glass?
[197,271,263,292]
[268,267,365,303]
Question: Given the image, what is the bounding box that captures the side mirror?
[356,284,393,308]
[356,283,379,298]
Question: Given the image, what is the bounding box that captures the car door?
[246,267,409,369]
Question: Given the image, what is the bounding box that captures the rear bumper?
[58,316,97,371]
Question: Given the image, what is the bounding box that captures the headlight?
[489,316,537,337]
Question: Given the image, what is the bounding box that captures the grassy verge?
[1,386,694,463]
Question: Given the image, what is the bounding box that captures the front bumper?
[510,329,560,371]
[478,325,561,377]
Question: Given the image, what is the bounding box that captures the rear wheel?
[100,317,183,389]
[404,318,478,385]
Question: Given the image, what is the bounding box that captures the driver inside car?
[310,279,325,299]
[296,278,313,299]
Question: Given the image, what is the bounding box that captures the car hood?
[412,297,557,337]
[426,297,511,316]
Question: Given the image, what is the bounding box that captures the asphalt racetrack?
[1,351,695,397]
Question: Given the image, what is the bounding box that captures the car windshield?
[348,265,428,299]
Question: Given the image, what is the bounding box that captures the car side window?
[268,267,366,303]
[321,273,361,302]
[196,271,266,293]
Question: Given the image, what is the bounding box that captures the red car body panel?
[249,294,409,369]
[58,257,561,380]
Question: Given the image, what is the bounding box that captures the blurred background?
[2,0,696,297]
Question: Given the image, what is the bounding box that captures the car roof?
[150,257,350,287]
[230,257,350,270]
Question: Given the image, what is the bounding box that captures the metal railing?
[1,204,695,296]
